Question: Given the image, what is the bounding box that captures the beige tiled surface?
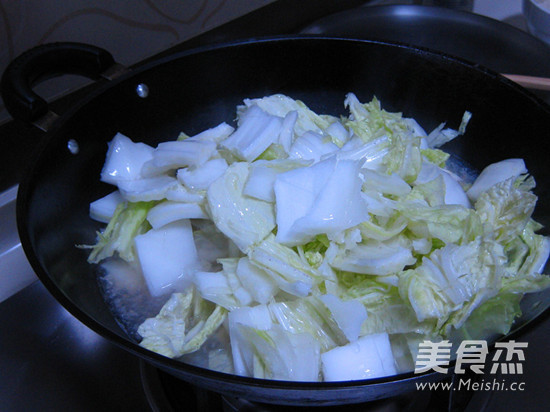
[0,0,274,125]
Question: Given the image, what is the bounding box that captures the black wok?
[2,38,550,406]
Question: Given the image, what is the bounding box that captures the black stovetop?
[2,279,549,411]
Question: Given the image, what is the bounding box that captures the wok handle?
[1,42,118,128]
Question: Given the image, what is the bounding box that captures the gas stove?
[1,1,549,411]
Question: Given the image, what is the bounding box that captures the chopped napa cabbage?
[88,93,550,383]
[415,160,444,184]
[327,226,362,250]
[226,306,274,375]
[297,234,332,274]
[398,238,506,332]
[475,175,537,244]
[360,190,399,217]
[100,133,154,185]
[134,219,200,297]
[440,170,471,208]
[288,131,339,162]
[138,289,226,358]
[337,135,390,172]
[344,94,403,143]
[518,221,550,275]
[256,143,288,161]
[358,214,408,241]
[228,296,352,355]
[192,220,237,271]
[240,94,333,137]
[321,333,397,381]
[89,191,124,223]
[177,158,228,191]
[231,323,321,381]
[206,162,276,253]
[147,201,207,229]
[331,237,416,276]
[467,158,527,202]
[361,169,411,197]
[141,140,217,177]
[243,158,311,202]
[248,234,322,297]
[413,165,471,208]
[268,298,348,350]
[236,257,278,304]
[278,110,298,153]
[421,148,450,168]
[193,258,254,310]
[319,294,367,342]
[178,121,235,143]
[406,176,446,207]
[384,133,422,183]
[453,293,523,341]
[194,270,245,310]
[117,176,181,202]
[221,104,283,161]
[398,202,481,245]
[425,110,471,148]
[504,235,531,274]
[458,111,472,134]
[274,156,369,246]
[164,183,204,203]
[338,273,435,336]
[451,256,550,342]
[343,93,423,182]
[501,271,550,295]
[388,333,418,373]
[326,120,351,147]
[87,200,155,263]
